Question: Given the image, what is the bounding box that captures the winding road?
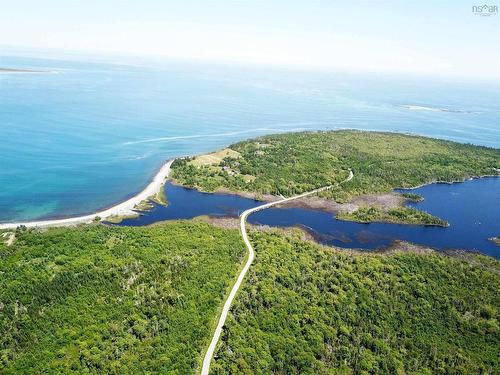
[201,169,353,375]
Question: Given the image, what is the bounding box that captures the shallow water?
[1,55,500,222]
[119,178,500,258]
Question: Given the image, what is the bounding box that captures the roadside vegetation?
[0,222,244,374]
[172,130,499,202]
[212,230,500,374]
[337,206,449,227]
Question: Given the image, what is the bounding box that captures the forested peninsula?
[172,130,500,226]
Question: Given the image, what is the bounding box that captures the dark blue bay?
[120,178,500,258]
[119,183,261,225]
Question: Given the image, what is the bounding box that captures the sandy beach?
[0,160,173,230]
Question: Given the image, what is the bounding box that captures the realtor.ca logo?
[472,4,498,16]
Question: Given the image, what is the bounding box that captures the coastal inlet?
[117,178,500,258]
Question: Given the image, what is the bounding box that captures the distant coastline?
[0,67,51,73]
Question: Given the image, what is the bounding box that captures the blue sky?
[1,1,499,79]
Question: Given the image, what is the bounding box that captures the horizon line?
[2,44,500,84]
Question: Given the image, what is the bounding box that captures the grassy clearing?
[149,189,167,206]
[133,189,168,212]
[190,148,241,167]
[134,199,155,212]
[1,232,15,246]
[104,213,140,224]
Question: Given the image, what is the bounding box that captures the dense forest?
[0,223,244,374]
[1,222,499,374]
[212,230,500,374]
[171,130,500,202]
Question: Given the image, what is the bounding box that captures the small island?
[336,206,449,227]
[400,192,424,202]
[401,104,474,113]
[490,237,500,246]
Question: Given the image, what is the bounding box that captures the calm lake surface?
[119,178,500,258]
[1,54,500,222]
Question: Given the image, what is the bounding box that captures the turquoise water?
[1,55,499,223]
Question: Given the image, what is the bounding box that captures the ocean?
[1,55,499,223]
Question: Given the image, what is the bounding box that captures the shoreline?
[0,160,173,230]
[172,174,500,214]
[0,132,498,231]
[397,173,499,190]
